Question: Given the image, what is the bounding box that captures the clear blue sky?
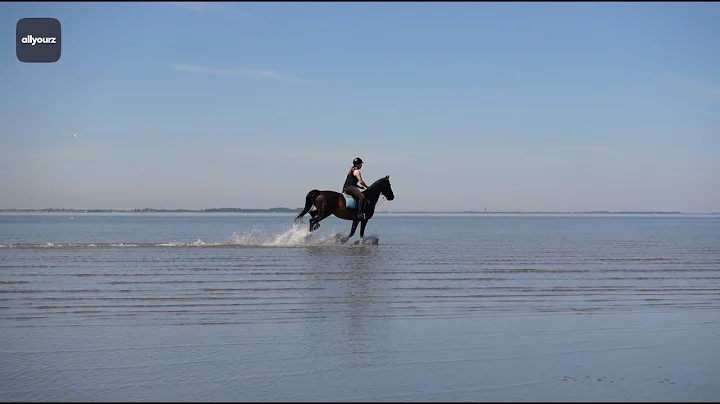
[2,2,718,212]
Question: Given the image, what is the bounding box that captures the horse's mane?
[363,176,390,201]
[367,176,389,192]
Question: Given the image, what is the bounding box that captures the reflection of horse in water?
[300,246,392,362]
[295,175,395,243]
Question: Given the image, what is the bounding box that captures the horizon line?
[1,208,718,215]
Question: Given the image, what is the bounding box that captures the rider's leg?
[357,195,366,219]
[346,186,365,219]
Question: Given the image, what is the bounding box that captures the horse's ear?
[385,175,389,180]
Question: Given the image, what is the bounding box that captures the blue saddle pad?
[344,195,357,209]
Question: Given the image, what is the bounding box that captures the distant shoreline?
[0,208,717,215]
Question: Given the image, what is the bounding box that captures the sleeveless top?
[343,168,359,189]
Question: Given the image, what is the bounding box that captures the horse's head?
[380,175,395,201]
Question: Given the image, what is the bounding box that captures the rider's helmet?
[353,157,364,167]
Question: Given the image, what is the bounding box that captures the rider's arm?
[355,169,368,188]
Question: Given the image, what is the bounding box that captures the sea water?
[1,213,719,401]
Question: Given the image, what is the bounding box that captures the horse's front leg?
[359,219,368,239]
[345,220,359,243]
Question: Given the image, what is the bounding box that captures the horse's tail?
[295,189,320,223]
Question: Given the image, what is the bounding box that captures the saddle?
[342,191,359,209]
[342,187,365,199]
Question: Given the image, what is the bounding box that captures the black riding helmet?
[353,157,363,166]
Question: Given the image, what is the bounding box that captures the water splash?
[229,222,344,247]
[0,223,378,249]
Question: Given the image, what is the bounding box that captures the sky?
[1,2,719,212]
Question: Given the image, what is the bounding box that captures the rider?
[343,157,369,220]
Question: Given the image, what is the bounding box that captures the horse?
[294,175,395,242]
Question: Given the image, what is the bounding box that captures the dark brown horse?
[294,175,395,242]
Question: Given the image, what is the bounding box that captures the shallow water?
[1,213,719,401]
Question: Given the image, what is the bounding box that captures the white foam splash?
[0,224,378,250]
[228,225,267,246]
[156,239,215,247]
[156,242,185,247]
[266,223,313,246]
[229,223,349,247]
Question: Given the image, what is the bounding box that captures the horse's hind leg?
[310,213,329,232]
[308,209,318,228]
[309,198,325,232]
